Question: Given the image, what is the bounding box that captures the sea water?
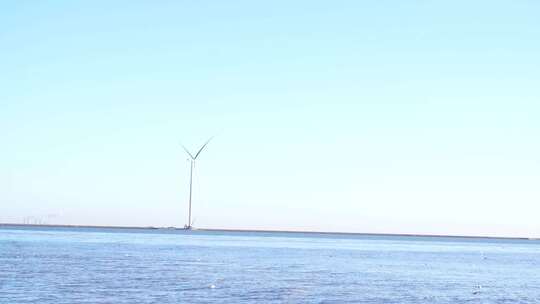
[0,225,539,303]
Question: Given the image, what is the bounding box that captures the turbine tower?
[181,137,212,230]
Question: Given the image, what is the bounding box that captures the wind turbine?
[181,137,213,230]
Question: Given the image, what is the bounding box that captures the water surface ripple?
[1,226,539,303]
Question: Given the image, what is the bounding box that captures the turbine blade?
[194,136,213,159]
[180,143,195,159]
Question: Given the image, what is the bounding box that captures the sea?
[0,225,539,303]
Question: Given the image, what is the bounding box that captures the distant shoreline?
[0,223,537,241]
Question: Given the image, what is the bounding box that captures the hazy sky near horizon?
[1,1,540,237]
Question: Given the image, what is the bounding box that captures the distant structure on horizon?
[181,137,213,230]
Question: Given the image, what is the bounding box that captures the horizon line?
[0,223,537,241]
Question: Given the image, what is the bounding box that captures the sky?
[1,1,539,238]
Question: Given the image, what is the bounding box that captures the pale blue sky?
[1,1,539,237]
